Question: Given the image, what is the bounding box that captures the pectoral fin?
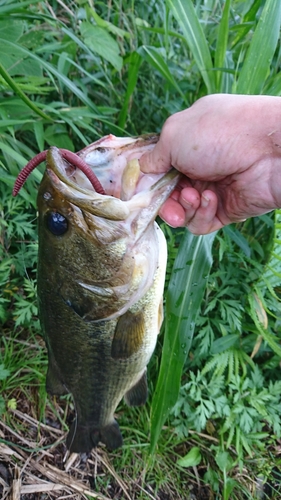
[124,370,148,406]
[111,310,145,359]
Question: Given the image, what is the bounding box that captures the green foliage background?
[1,0,281,498]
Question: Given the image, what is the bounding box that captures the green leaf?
[118,51,142,129]
[236,0,281,94]
[262,209,281,289]
[0,20,24,42]
[150,230,216,453]
[0,396,5,416]
[0,41,42,77]
[88,7,130,39]
[215,450,234,473]
[33,121,44,152]
[248,291,281,357]
[223,225,251,257]
[0,364,10,381]
[168,0,216,93]
[210,334,240,355]
[0,61,51,121]
[177,447,202,467]
[0,141,40,171]
[263,72,281,96]
[214,0,231,91]
[80,22,123,71]
[0,0,41,15]
[7,398,17,410]
[224,478,237,500]
[137,46,188,103]
[0,39,100,115]
[44,124,74,151]
[231,0,263,48]
[0,119,34,128]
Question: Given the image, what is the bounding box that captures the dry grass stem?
[1,404,176,499]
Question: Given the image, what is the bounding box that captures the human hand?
[140,94,281,234]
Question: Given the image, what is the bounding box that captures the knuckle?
[161,114,178,140]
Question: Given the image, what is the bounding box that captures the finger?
[139,116,180,174]
[139,146,170,174]
[158,198,186,227]
[178,187,201,214]
[185,190,224,235]
[158,186,201,227]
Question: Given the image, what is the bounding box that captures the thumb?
[139,141,171,174]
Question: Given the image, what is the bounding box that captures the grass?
[1,334,281,500]
[0,332,195,499]
[1,0,281,498]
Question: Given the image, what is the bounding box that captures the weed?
[1,1,281,499]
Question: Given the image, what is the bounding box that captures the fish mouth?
[44,139,181,225]
[46,135,173,202]
[13,134,179,206]
[45,145,180,227]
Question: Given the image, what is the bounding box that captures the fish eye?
[46,211,68,236]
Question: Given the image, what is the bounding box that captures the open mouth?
[13,135,176,207]
[12,147,106,197]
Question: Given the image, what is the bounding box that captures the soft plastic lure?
[12,149,105,196]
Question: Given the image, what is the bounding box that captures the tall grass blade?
[0,39,101,115]
[263,72,281,96]
[248,291,281,357]
[168,0,216,94]
[247,209,281,356]
[214,0,231,92]
[118,52,142,129]
[260,209,281,297]
[231,0,262,49]
[150,230,216,452]
[0,62,52,121]
[0,0,41,15]
[236,0,281,94]
[138,46,188,103]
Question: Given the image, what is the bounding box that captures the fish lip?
[44,167,131,221]
[46,147,98,197]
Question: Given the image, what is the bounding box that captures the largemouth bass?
[15,135,179,453]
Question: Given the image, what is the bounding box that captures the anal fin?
[124,370,148,407]
[46,354,68,396]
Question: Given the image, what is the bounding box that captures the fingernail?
[181,194,193,208]
[201,194,209,208]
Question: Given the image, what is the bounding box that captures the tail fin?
[66,419,123,453]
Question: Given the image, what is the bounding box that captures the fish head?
[37,137,180,321]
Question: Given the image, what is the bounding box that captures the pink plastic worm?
[12,149,105,196]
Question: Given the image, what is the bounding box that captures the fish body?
[37,135,179,452]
